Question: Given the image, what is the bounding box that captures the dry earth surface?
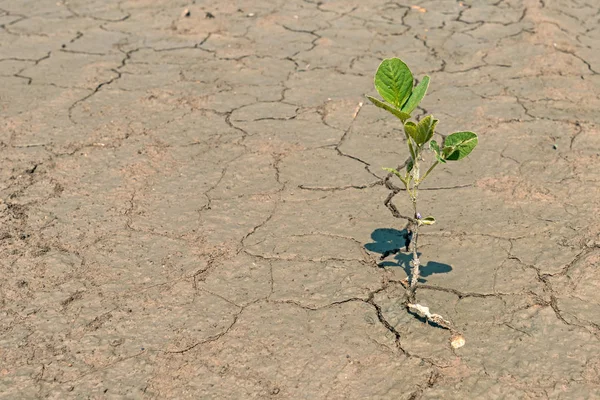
[1,0,600,399]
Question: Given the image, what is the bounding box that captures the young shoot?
[367,58,478,347]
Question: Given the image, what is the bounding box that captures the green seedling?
[368,58,478,347]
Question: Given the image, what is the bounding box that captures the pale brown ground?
[1,0,599,399]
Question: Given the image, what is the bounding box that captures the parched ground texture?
[1,0,599,398]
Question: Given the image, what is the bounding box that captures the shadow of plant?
[365,228,452,283]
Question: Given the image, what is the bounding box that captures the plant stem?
[417,161,439,185]
[407,156,421,303]
[407,198,420,302]
[407,140,416,161]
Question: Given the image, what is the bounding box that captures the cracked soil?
[1,0,600,399]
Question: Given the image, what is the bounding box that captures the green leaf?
[404,121,417,143]
[406,116,438,145]
[406,159,413,173]
[401,75,430,114]
[430,140,446,163]
[417,116,438,145]
[421,216,436,225]
[443,131,478,161]
[366,96,410,122]
[374,58,414,108]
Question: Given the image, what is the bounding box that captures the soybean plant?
[368,58,478,348]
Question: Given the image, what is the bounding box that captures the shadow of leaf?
[365,228,452,283]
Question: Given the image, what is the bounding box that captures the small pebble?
[552,144,558,150]
[205,12,215,19]
[182,8,190,17]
